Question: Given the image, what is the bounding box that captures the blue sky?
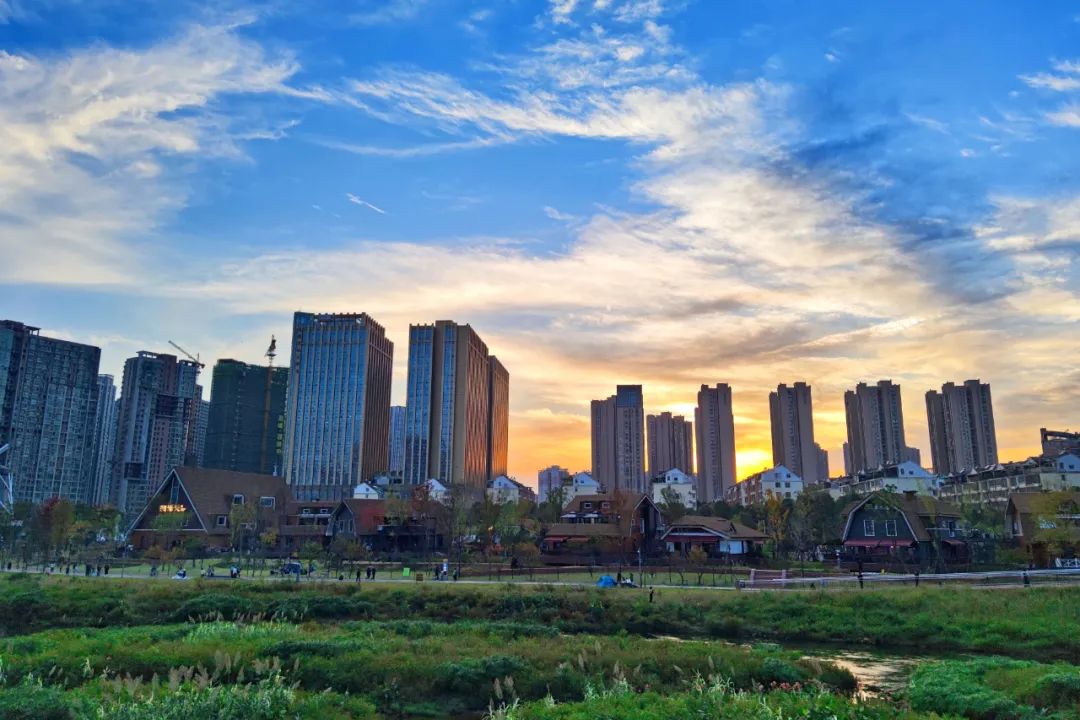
[2,0,1078,480]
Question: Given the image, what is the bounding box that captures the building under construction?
[204,357,288,476]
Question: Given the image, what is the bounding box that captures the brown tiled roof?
[666,515,767,540]
[1007,491,1080,515]
[544,522,622,538]
[131,467,288,536]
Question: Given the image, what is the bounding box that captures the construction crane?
[168,340,205,368]
[265,335,278,366]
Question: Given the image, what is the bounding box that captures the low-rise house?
[1005,491,1080,566]
[127,467,288,552]
[550,471,602,508]
[841,491,967,566]
[352,482,382,500]
[330,499,385,538]
[937,453,1080,509]
[487,475,537,505]
[543,492,661,555]
[825,462,939,499]
[279,499,338,553]
[650,468,697,508]
[661,515,766,557]
[726,465,802,506]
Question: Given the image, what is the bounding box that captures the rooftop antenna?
[167,340,205,368]
[265,335,278,367]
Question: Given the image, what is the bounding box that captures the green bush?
[0,681,75,720]
[1033,671,1080,707]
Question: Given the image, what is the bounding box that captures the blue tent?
[596,575,617,588]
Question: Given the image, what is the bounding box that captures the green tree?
[657,486,689,524]
[1030,492,1080,558]
[763,495,791,559]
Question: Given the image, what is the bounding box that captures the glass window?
[863,519,875,536]
[232,494,245,505]
[260,497,275,508]
[885,520,897,537]
[217,515,228,527]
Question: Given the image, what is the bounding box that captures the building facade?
[844,380,920,474]
[1041,428,1080,457]
[90,374,117,506]
[283,312,394,501]
[769,382,824,484]
[537,465,570,503]
[646,411,693,476]
[695,383,737,504]
[650,467,697,509]
[388,405,406,480]
[591,385,646,493]
[204,359,289,476]
[403,321,508,493]
[726,465,803,506]
[114,351,203,518]
[0,321,101,505]
[926,380,998,474]
[825,461,939,499]
[936,453,1080,509]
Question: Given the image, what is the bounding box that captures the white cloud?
[0,22,301,285]
[543,206,576,221]
[346,193,387,214]
[1046,104,1080,127]
[350,0,429,27]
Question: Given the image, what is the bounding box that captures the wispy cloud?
[349,0,429,27]
[1020,58,1080,127]
[346,193,386,214]
[543,206,576,221]
[0,21,301,285]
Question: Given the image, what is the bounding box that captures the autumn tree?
[762,494,791,559]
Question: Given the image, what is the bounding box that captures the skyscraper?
[487,357,510,482]
[591,385,645,493]
[843,380,920,474]
[388,405,406,479]
[114,351,202,517]
[926,379,998,474]
[0,321,101,504]
[283,312,393,501]
[769,382,824,484]
[647,411,693,476]
[204,359,288,475]
[90,374,117,506]
[695,383,737,503]
[403,321,508,493]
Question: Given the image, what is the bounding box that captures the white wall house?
[937,453,1080,509]
[650,468,697,508]
[487,475,537,504]
[725,465,803,506]
[560,472,601,507]
[352,482,382,500]
[826,461,939,499]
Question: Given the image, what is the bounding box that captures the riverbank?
[1,574,1076,660]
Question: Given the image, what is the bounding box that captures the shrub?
[1033,671,1080,707]
[0,681,75,720]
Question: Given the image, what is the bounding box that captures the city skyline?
[3,2,1079,484]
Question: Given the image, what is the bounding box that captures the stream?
[799,647,929,698]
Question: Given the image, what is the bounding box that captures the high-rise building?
[283,312,393,501]
[537,465,570,503]
[647,411,693,476]
[926,380,998,474]
[388,405,406,479]
[843,380,919,474]
[591,385,645,493]
[695,383,736,503]
[0,321,101,504]
[487,356,510,482]
[204,359,288,476]
[403,321,508,494]
[769,382,825,484]
[90,374,117,506]
[114,351,202,518]
[193,396,209,467]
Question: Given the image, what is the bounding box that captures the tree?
[687,547,709,585]
[1030,492,1080,559]
[536,486,567,525]
[789,490,840,555]
[228,501,259,552]
[762,494,790,559]
[657,486,689,524]
[33,497,76,560]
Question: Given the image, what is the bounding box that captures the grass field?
[0,573,1076,719]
